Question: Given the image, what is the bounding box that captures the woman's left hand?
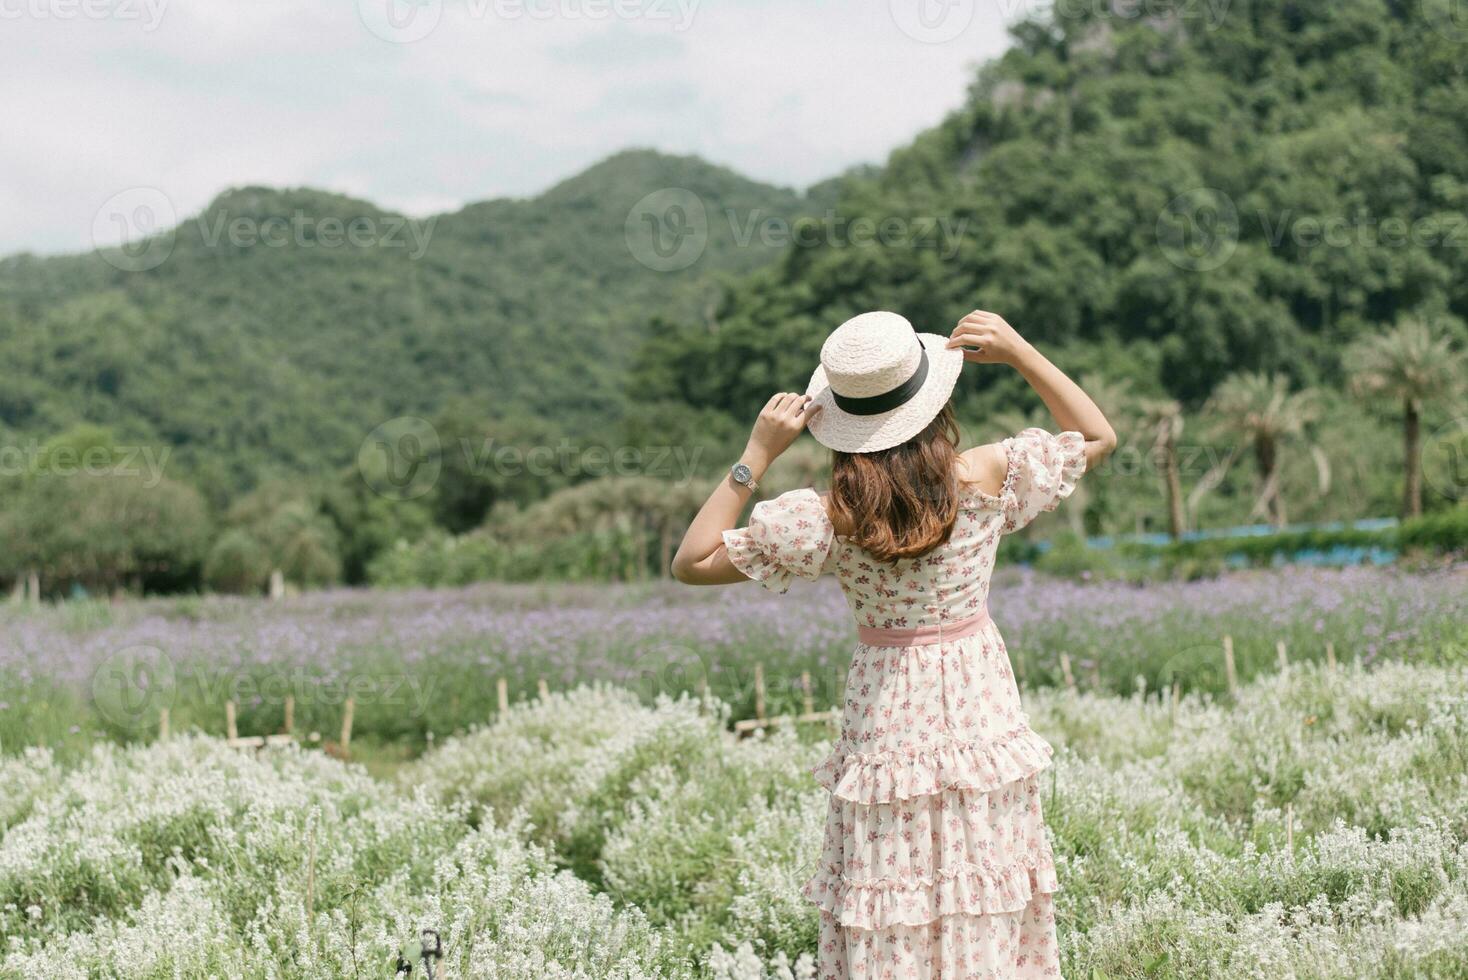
[946,310,1032,366]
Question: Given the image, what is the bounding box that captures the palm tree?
[1139,398,1186,539]
[1206,373,1318,528]
[1345,318,1465,519]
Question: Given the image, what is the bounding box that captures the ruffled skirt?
[802,624,1061,978]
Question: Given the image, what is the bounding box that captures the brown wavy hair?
[827,403,961,562]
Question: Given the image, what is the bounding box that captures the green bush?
[1034,531,1122,581]
[1399,507,1468,555]
[202,529,271,594]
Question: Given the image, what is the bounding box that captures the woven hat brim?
[804,333,965,453]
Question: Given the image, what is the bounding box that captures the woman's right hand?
[745,392,820,466]
[946,310,1033,366]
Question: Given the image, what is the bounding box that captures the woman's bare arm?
[948,310,1117,470]
[671,392,821,585]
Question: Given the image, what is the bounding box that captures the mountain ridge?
[0,148,822,496]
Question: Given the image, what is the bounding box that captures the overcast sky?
[0,0,1024,256]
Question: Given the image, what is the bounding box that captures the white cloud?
[0,0,1016,255]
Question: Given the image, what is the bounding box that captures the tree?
[1139,398,1186,539]
[203,529,272,594]
[1345,318,1465,518]
[1205,373,1318,529]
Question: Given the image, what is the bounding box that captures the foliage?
[8,656,1466,977]
[1115,506,1468,567]
[7,5,1468,589]
[0,153,812,490]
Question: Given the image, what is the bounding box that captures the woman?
[672,309,1115,978]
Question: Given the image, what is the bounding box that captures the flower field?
[1,567,1463,755]
[1,569,1466,977]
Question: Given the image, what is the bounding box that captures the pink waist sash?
[856,608,992,648]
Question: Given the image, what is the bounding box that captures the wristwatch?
[730,462,759,493]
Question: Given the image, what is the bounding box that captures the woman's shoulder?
[955,443,1007,500]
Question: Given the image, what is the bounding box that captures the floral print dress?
[723,428,1087,980]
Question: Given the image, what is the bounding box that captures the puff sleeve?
[721,488,836,594]
[998,428,1088,533]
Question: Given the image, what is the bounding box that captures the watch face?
[732,463,752,484]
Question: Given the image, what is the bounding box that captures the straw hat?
[804,311,965,453]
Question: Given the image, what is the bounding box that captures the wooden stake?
[801,671,815,716]
[305,819,317,922]
[282,696,294,736]
[1060,653,1077,693]
[339,697,354,755]
[754,662,766,722]
[225,700,238,741]
[158,708,170,742]
[1276,640,1289,673]
[1223,635,1238,696]
[1090,661,1102,692]
[1325,640,1337,672]
[497,677,509,714]
[1170,680,1181,727]
[537,678,550,700]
